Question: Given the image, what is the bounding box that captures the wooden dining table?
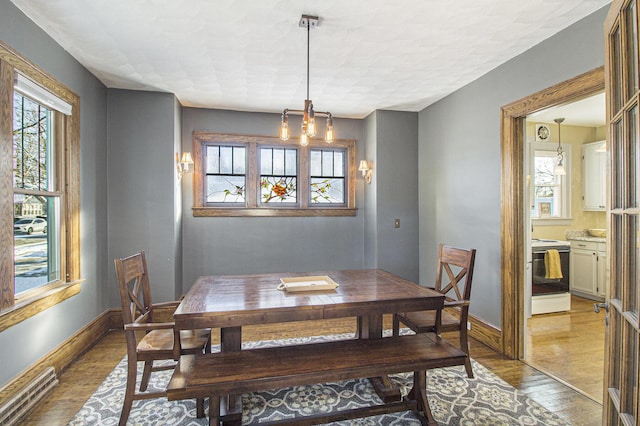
[173,269,444,422]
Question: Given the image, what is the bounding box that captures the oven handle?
[532,248,570,254]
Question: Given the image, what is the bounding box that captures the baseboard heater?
[0,367,58,425]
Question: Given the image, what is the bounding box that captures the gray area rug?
[68,332,570,425]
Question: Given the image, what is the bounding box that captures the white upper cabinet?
[582,141,606,211]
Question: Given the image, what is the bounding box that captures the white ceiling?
[10,0,611,119]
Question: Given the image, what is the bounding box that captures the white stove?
[531,238,570,249]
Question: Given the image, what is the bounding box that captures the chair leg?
[392,315,401,337]
[460,329,473,378]
[119,357,137,426]
[197,398,205,418]
[140,360,153,391]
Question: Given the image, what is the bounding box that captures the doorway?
[499,67,604,358]
[520,93,607,402]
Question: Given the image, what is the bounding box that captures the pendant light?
[553,118,566,176]
[280,15,334,146]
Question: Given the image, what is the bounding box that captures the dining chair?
[393,243,477,378]
[115,250,212,426]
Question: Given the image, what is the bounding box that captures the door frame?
[500,66,605,358]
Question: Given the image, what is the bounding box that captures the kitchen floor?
[525,295,605,403]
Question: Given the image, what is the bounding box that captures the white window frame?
[530,142,572,225]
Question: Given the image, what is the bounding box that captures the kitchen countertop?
[565,230,606,243]
[567,236,606,243]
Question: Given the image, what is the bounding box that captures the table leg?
[220,327,242,426]
[360,314,402,403]
[411,370,437,426]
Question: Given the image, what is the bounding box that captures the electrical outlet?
[394,219,400,228]
[467,321,471,330]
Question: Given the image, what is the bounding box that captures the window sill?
[0,280,83,332]
[532,218,573,226]
[193,207,358,217]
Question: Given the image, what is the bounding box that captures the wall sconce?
[358,160,372,184]
[176,152,194,178]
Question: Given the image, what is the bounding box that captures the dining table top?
[173,269,444,330]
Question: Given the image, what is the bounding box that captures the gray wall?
[179,108,368,291]
[363,111,419,281]
[0,2,108,385]
[418,5,609,327]
[376,111,419,282]
[107,89,182,305]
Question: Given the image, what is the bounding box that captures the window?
[0,41,81,329]
[530,143,571,221]
[192,132,357,216]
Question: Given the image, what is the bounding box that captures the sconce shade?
[181,152,193,165]
[358,160,369,173]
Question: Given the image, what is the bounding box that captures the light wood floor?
[20,316,603,425]
[526,295,605,403]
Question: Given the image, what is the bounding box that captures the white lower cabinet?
[570,240,606,300]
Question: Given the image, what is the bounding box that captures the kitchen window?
[0,41,81,329]
[530,143,571,222]
[192,132,357,216]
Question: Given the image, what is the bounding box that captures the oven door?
[531,247,570,295]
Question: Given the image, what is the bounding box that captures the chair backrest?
[114,251,154,326]
[434,243,476,304]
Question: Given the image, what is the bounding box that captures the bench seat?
[167,333,467,425]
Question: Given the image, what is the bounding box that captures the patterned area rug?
[68,332,569,425]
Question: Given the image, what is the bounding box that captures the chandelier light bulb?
[325,116,334,143]
[300,132,309,146]
[280,113,289,141]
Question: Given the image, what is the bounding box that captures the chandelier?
[280,15,334,146]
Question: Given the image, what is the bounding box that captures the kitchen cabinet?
[582,141,606,211]
[570,240,606,300]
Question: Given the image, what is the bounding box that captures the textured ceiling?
[11,0,611,118]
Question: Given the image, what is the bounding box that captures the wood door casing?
[500,67,604,359]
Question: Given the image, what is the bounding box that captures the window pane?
[272,149,285,175]
[14,194,60,294]
[13,93,52,191]
[220,147,233,174]
[334,152,344,177]
[628,106,638,208]
[322,151,334,176]
[613,119,624,209]
[260,148,272,175]
[311,178,345,204]
[625,0,638,100]
[310,150,322,176]
[261,177,297,203]
[627,215,639,315]
[233,147,245,174]
[612,25,623,113]
[206,176,245,203]
[206,146,220,174]
[285,149,297,175]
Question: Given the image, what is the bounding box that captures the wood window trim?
[192,132,358,217]
[0,41,81,327]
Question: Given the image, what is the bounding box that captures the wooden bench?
[167,333,467,425]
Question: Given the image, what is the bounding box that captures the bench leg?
[411,370,437,426]
[209,395,220,426]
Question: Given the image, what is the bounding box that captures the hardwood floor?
[20,316,602,425]
[526,295,605,403]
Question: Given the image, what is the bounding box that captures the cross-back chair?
[393,243,477,378]
[115,251,211,426]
